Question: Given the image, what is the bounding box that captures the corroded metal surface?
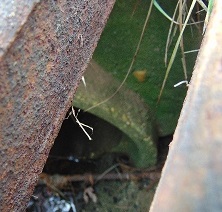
[0,0,115,210]
[0,0,40,57]
[150,1,222,211]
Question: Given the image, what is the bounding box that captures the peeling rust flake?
[0,0,115,210]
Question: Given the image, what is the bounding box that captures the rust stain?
[0,0,116,210]
[46,61,55,73]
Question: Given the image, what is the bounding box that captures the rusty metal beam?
[150,1,222,211]
[0,0,115,210]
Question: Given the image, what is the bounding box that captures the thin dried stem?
[71,107,93,140]
[158,0,197,103]
[85,0,154,112]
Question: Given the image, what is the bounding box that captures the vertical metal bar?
[150,1,222,211]
[0,0,115,210]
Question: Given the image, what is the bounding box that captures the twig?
[95,163,120,184]
[39,170,161,189]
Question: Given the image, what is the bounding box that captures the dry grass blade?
[157,0,197,103]
[153,0,180,24]
[179,0,188,81]
[203,0,214,33]
[85,0,154,112]
[164,0,180,65]
[71,107,93,140]
[196,0,208,11]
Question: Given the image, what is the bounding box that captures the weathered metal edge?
[0,0,40,57]
[150,1,222,211]
[0,0,115,210]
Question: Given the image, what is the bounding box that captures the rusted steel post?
[150,1,222,211]
[0,0,115,210]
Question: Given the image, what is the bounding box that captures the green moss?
[93,0,202,135]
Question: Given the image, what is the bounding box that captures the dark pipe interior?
[43,107,173,175]
[43,107,126,174]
